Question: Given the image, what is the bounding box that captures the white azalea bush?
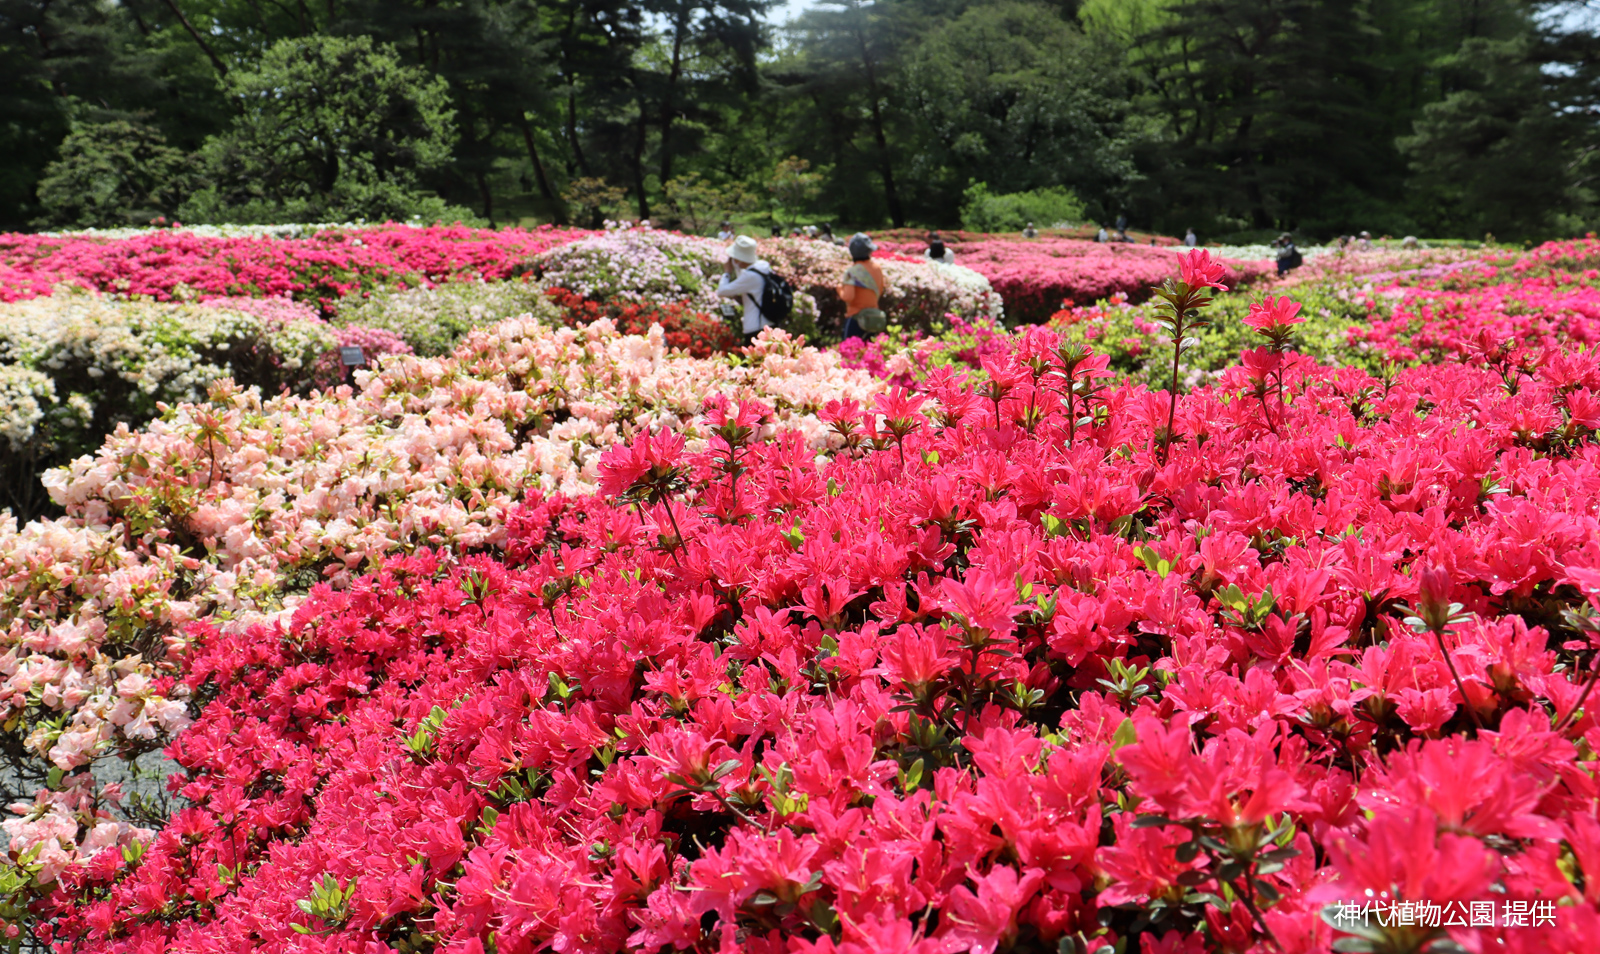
[0,317,882,881]
[527,228,1002,340]
[0,291,410,520]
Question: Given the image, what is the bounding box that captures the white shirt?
[716,260,771,334]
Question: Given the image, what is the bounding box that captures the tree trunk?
[853,15,903,227]
[566,89,591,177]
[658,3,690,188]
[476,170,495,226]
[518,114,556,202]
[631,100,651,219]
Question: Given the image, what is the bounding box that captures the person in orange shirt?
[839,232,887,340]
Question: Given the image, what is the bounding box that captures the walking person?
[716,235,775,345]
[1184,227,1197,248]
[839,232,887,341]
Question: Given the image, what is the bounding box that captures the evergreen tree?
[182,35,468,224]
[900,0,1137,224]
[34,120,196,228]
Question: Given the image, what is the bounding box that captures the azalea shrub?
[837,317,1015,387]
[1044,239,1600,391]
[0,224,590,308]
[527,227,1001,340]
[877,236,1270,324]
[0,290,409,520]
[28,288,1600,953]
[1048,287,1387,391]
[330,279,564,356]
[544,287,739,357]
[0,320,881,887]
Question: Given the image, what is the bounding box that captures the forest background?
[4,0,1599,243]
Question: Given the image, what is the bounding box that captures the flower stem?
[1435,628,1485,734]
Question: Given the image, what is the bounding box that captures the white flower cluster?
[0,367,56,451]
[1203,245,1338,262]
[0,289,341,456]
[33,220,436,241]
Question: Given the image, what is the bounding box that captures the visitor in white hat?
[715,235,775,343]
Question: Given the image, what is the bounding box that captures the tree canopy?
[0,0,1595,240]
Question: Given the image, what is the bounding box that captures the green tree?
[1399,34,1585,239]
[1136,0,1391,235]
[766,155,828,225]
[563,176,628,226]
[662,172,753,233]
[787,0,918,227]
[901,0,1137,224]
[34,119,196,228]
[181,34,468,224]
[0,0,224,229]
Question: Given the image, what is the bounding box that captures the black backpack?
[754,270,795,327]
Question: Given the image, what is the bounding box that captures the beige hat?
[725,235,759,264]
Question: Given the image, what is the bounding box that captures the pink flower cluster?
[0,225,592,307]
[878,237,1269,323]
[1348,241,1600,365]
[32,303,1600,952]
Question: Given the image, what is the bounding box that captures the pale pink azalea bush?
[0,290,411,519]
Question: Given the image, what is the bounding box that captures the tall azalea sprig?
[1241,295,1305,432]
[597,429,692,561]
[1049,341,1114,446]
[1151,250,1229,462]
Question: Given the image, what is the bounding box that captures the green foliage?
[902,1,1135,221]
[1,0,1596,240]
[34,120,196,229]
[1398,36,1591,241]
[563,178,629,228]
[961,183,1087,233]
[291,873,358,934]
[181,35,470,225]
[661,173,753,234]
[1054,285,1390,390]
[333,281,563,357]
[766,156,828,226]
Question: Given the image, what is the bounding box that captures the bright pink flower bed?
[0,225,593,308]
[878,237,1271,323]
[38,269,1600,952]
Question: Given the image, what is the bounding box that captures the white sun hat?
[725,235,759,264]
